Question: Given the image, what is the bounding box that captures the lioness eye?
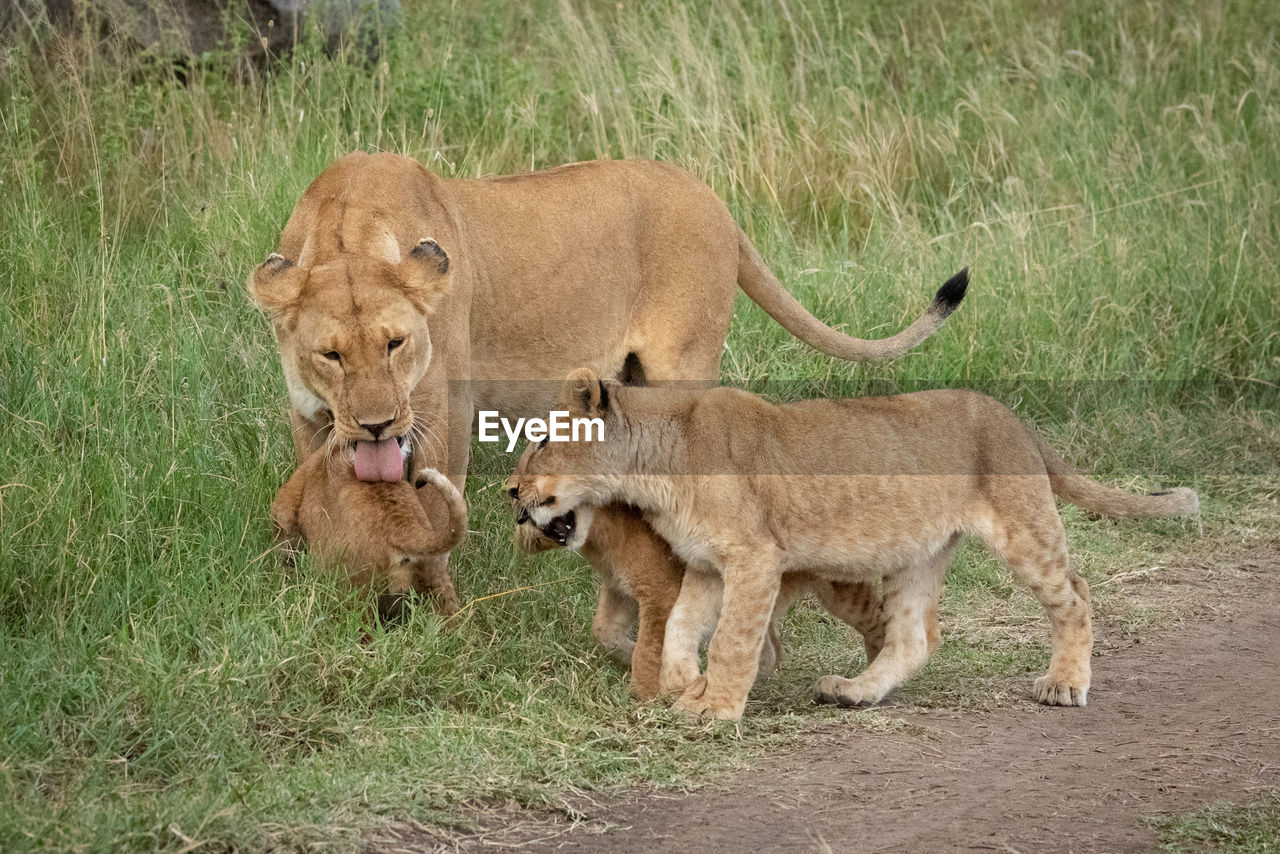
[539,496,556,507]
[323,350,341,363]
[387,338,404,354]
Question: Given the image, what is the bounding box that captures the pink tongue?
[353,438,404,482]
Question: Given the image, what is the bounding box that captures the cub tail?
[1034,436,1199,518]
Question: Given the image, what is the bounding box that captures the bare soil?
[383,549,1280,853]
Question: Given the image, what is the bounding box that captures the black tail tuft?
[931,268,969,317]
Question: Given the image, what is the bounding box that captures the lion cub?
[270,448,467,615]
[508,483,891,700]
[511,369,1199,721]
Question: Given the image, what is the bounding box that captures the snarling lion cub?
[249,151,968,617]
[510,369,1198,721]
[270,446,468,614]
[508,466,891,699]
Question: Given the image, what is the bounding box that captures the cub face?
[507,442,598,552]
[506,368,626,546]
[248,239,451,457]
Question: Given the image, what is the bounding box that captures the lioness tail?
[1034,437,1199,518]
[736,227,967,363]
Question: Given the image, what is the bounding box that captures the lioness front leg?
[674,552,781,721]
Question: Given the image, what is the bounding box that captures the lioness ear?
[399,237,450,313]
[409,237,449,274]
[249,253,306,324]
[562,367,615,416]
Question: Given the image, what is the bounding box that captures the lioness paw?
[1033,676,1089,707]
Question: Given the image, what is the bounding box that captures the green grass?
[1157,793,1280,852]
[2,0,1278,850]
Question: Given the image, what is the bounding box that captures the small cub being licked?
[510,369,1199,721]
[507,474,893,699]
[270,444,468,615]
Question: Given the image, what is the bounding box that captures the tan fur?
[509,475,887,700]
[657,565,895,697]
[269,450,467,615]
[249,152,967,610]
[511,369,1199,721]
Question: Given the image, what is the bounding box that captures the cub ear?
[398,237,451,314]
[562,367,616,416]
[248,253,306,323]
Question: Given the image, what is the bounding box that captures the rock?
[15,0,402,62]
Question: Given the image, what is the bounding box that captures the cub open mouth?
[540,509,576,546]
[352,436,406,482]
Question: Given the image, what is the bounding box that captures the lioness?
[511,369,1199,721]
[248,152,967,613]
[270,445,468,612]
[508,464,890,699]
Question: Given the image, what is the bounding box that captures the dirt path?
[395,550,1280,853]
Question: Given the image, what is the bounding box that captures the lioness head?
[250,238,451,481]
[507,368,626,546]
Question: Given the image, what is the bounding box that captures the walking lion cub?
[509,488,890,700]
[510,369,1198,721]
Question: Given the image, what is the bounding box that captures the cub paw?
[605,638,637,668]
[669,676,744,721]
[672,693,743,722]
[415,467,450,489]
[659,658,702,696]
[1033,676,1089,707]
[814,675,885,708]
[631,673,661,702]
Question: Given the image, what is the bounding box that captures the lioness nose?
[362,419,394,439]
